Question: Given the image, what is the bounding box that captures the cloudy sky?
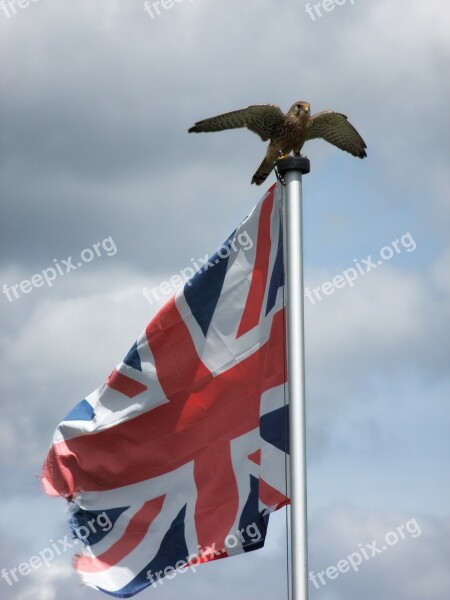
[1,0,449,598]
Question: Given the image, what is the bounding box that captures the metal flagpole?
[277,156,310,600]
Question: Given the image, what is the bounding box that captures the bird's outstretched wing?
[306,111,367,158]
[188,104,285,142]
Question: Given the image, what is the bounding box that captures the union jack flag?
[42,183,290,597]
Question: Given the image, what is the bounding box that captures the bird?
[188,101,367,185]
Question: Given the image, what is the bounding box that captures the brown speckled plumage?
[188,101,367,185]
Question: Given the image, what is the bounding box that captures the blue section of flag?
[266,220,284,315]
[239,475,267,553]
[99,505,189,598]
[71,506,130,546]
[260,405,289,454]
[184,237,233,336]
[64,399,94,422]
[123,342,142,372]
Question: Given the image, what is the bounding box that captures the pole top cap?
[276,156,310,176]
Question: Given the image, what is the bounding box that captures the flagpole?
[277,156,310,600]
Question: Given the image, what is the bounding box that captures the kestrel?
[188,101,367,185]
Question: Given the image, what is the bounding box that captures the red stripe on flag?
[248,450,261,465]
[146,297,212,402]
[108,369,147,398]
[259,477,289,511]
[193,445,238,556]
[236,187,275,338]
[74,495,165,573]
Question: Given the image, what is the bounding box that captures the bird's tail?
[251,148,278,185]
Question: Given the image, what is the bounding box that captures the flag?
[42,183,289,597]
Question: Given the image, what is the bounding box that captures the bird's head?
[289,101,311,119]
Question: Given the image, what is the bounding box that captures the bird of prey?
[188,101,367,185]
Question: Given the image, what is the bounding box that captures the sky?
[0,0,449,598]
